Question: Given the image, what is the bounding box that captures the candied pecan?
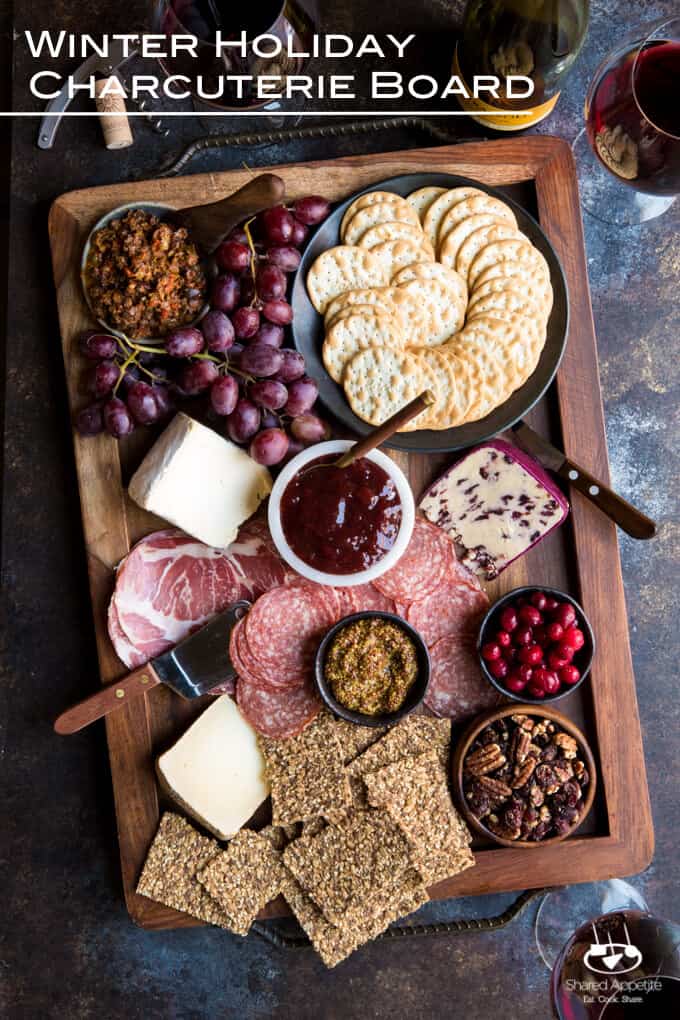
[511,715,534,732]
[465,743,506,776]
[512,754,538,789]
[539,804,551,822]
[531,721,550,741]
[511,727,532,764]
[487,813,521,841]
[553,732,578,759]
[479,728,498,747]
[573,760,589,786]
[476,775,512,807]
[520,806,539,838]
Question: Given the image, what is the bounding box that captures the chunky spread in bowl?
[279,454,403,576]
[324,617,419,716]
[84,208,206,339]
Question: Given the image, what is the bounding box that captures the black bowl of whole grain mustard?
[315,611,430,727]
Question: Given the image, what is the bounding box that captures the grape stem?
[243,216,259,307]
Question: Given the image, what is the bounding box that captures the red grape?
[75,402,104,436]
[179,359,219,394]
[232,306,260,339]
[290,413,330,444]
[290,219,308,246]
[127,381,161,425]
[261,410,281,430]
[152,384,174,419]
[227,399,260,443]
[261,205,294,244]
[266,245,301,272]
[91,360,120,397]
[201,309,234,352]
[239,345,283,377]
[249,428,290,466]
[249,379,288,410]
[252,323,284,348]
[226,227,248,245]
[165,326,205,358]
[79,331,118,361]
[228,343,244,368]
[285,376,318,415]
[262,299,293,325]
[211,273,241,313]
[103,397,134,438]
[293,195,331,225]
[239,276,256,306]
[256,264,286,302]
[210,375,239,416]
[276,349,306,382]
[216,240,251,274]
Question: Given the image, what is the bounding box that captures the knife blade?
[54,600,250,735]
[511,420,657,540]
[37,41,138,150]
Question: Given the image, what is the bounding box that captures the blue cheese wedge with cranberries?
[419,440,569,580]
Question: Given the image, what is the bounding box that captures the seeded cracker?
[197,829,287,936]
[283,809,415,929]
[136,813,232,928]
[259,713,352,825]
[364,750,474,885]
[347,715,452,779]
[332,718,388,765]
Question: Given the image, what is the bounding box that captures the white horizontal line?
[4,109,534,117]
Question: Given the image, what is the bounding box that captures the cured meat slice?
[236,674,322,738]
[107,597,147,670]
[230,617,305,691]
[244,583,338,682]
[349,582,400,617]
[406,580,489,648]
[373,517,451,604]
[425,635,499,720]
[226,515,294,596]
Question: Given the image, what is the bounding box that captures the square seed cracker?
[347,716,451,779]
[364,750,474,886]
[258,823,301,852]
[282,809,414,929]
[136,812,232,929]
[332,718,388,765]
[197,829,287,936]
[259,713,352,826]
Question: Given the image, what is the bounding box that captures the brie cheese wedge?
[157,696,269,840]
[128,412,272,548]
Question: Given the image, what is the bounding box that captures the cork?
[94,76,133,150]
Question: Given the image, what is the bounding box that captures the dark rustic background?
[1,1,678,1017]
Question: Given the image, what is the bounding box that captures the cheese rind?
[419,440,569,580]
[157,696,269,840]
[129,413,272,548]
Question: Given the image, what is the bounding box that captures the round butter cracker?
[343,347,423,426]
[422,187,488,248]
[323,312,405,384]
[342,202,420,246]
[468,238,550,290]
[406,186,447,222]
[306,246,390,313]
[340,191,411,240]
[456,223,528,282]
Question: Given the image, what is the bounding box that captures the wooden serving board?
[49,138,653,931]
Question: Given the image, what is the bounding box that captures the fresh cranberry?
[563,626,585,651]
[532,667,552,691]
[519,644,543,666]
[559,664,581,685]
[489,658,509,680]
[530,591,548,611]
[542,672,562,696]
[547,650,570,671]
[527,683,546,699]
[519,604,543,627]
[553,602,577,628]
[496,629,512,648]
[516,595,529,607]
[481,642,502,662]
[499,607,519,632]
[533,625,548,646]
[514,625,533,646]
[546,621,564,642]
[544,596,559,611]
[518,664,534,685]
[503,646,518,664]
[505,672,528,694]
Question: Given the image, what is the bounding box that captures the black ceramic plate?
[291,172,569,453]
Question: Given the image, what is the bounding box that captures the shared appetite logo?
[17,30,535,114]
[583,921,643,976]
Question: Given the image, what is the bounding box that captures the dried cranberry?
[535,764,556,788]
[540,744,558,762]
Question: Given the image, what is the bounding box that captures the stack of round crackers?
[306,184,554,432]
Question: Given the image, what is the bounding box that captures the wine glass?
[572,15,680,225]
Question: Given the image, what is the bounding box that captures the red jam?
[280,454,402,575]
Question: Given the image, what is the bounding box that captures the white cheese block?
[157,696,269,840]
[128,412,272,548]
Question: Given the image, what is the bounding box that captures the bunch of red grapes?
[75,195,331,466]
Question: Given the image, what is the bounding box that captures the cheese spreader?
[54,600,250,735]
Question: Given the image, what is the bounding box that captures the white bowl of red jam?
[268,440,415,587]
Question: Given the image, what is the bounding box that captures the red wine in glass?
[585,28,680,196]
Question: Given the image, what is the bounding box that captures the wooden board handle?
[170,173,286,253]
[557,460,657,539]
[54,665,162,735]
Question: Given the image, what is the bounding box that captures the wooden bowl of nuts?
[452,705,597,848]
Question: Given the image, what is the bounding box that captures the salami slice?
[373,517,451,604]
[244,583,337,682]
[425,635,499,720]
[236,674,321,738]
[349,582,400,617]
[231,616,305,691]
[407,580,489,648]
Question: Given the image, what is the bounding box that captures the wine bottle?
[453,0,589,130]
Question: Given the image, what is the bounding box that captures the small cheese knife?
[54,600,250,735]
[511,421,657,540]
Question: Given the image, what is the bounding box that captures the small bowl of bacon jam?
[268,440,415,587]
[315,612,430,727]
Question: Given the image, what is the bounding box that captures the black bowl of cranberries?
[477,586,595,704]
